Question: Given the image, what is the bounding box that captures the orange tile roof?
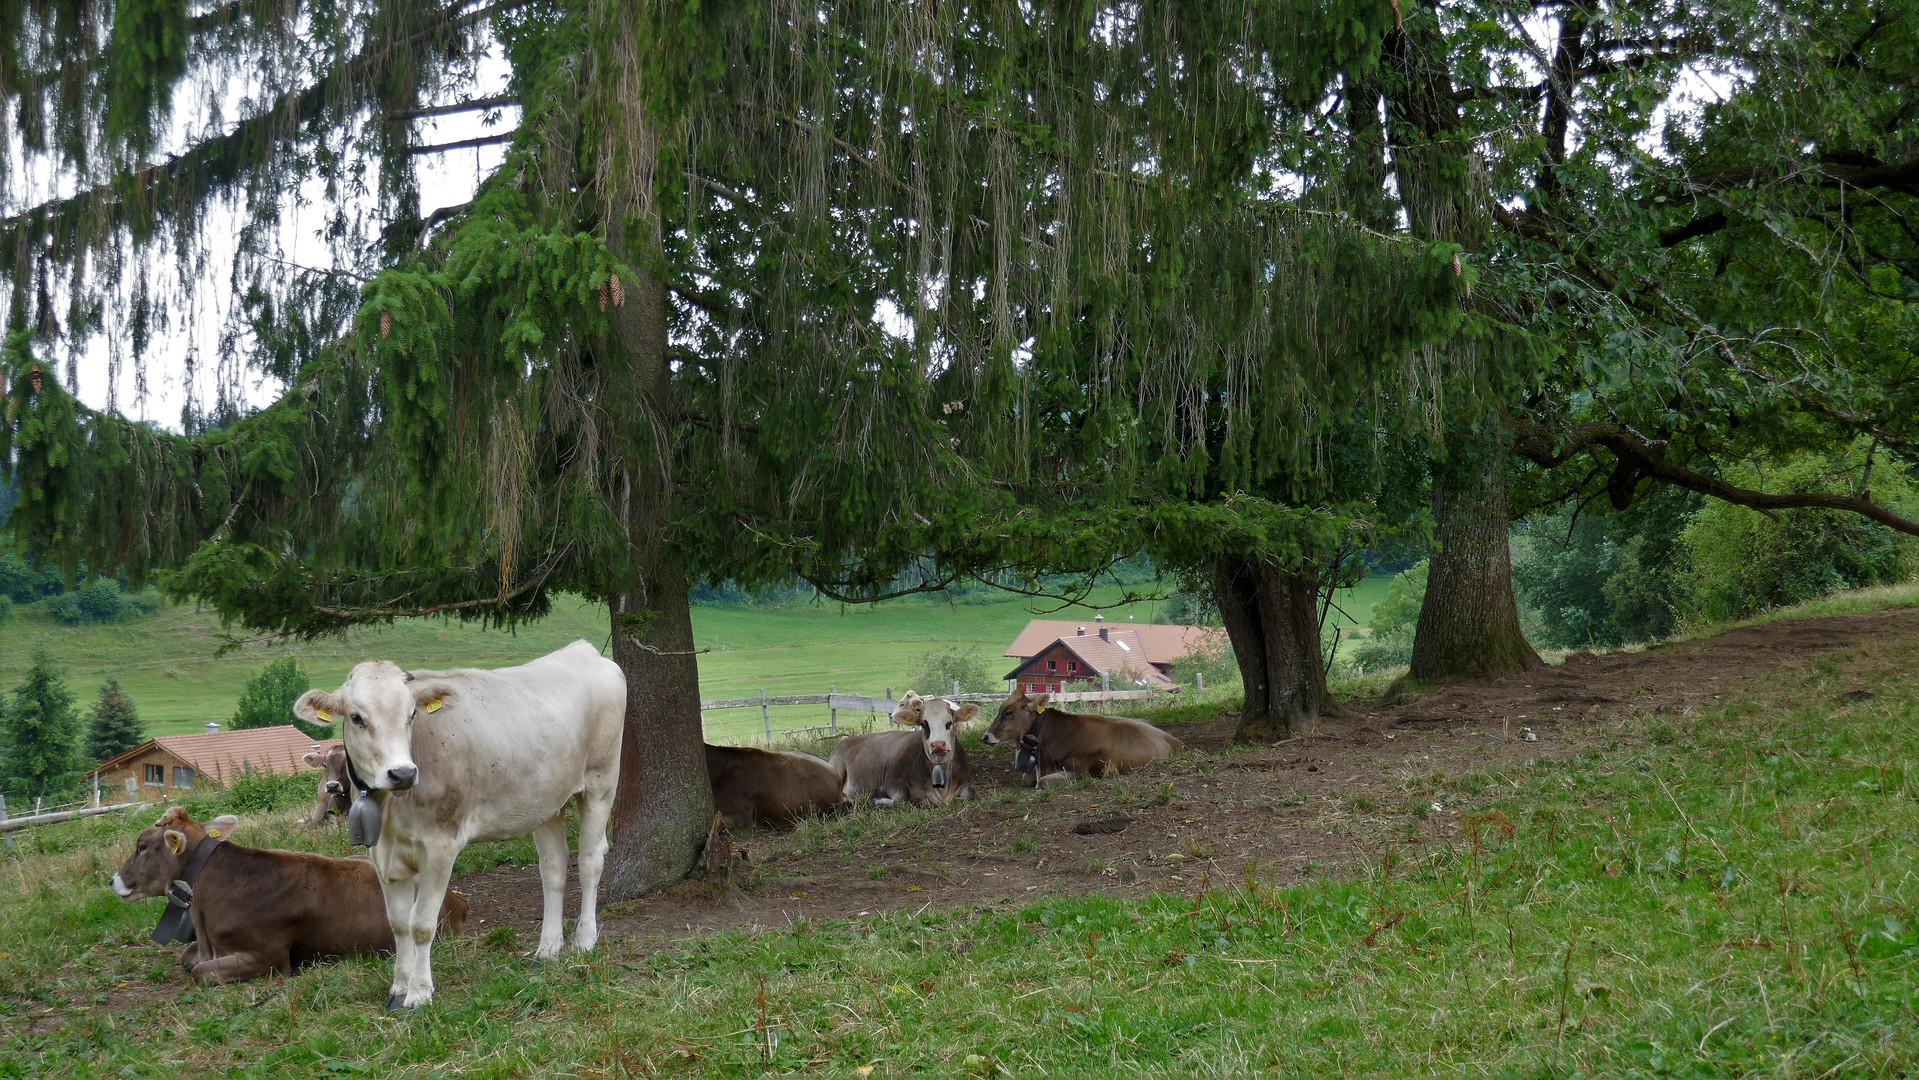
[1003,619,1217,663]
[96,726,340,786]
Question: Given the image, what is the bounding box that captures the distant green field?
[0,575,1394,744]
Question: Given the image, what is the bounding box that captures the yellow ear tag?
[315,708,332,722]
[206,826,222,839]
[424,699,443,713]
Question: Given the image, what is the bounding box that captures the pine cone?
[609,273,626,308]
[27,363,42,394]
[598,283,610,312]
[380,311,393,339]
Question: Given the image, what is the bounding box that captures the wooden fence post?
[1197,671,1205,693]
[829,685,837,733]
[760,688,771,741]
[0,795,10,849]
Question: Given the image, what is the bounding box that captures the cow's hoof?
[383,993,415,1013]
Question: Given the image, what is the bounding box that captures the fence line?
[699,685,1169,742]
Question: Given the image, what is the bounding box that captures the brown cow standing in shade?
[704,743,846,829]
[981,690,1183,787]
[302,746,351,825]
[109,807,467,984]
[830,692,977,808]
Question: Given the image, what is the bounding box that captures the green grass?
[2,618,1916,1076]
[0,575,1392,745]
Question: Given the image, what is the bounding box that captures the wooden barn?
[1000,616,1217,695]
[92,725,339,804]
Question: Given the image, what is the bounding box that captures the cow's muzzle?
[385,765,419,790]
[980,733,1001,745]
[325,781,345,794]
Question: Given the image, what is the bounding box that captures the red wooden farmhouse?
[1000,615,1215,695]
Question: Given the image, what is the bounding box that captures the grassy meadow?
[0,593,1915,1077]
[0,576,1394,744]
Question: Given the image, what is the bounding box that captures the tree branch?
[1513,420,1919,536]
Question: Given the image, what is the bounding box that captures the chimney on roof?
[1076,625,1086,636]
[1100,626,1109,641]
[1095,614,1104,623]
[206,722,221,734]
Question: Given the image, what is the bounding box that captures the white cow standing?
[294,639,624,1010]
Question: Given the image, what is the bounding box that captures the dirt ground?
[451,607,1919,946]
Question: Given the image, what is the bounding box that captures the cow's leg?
[373,843,439,1010]
[574,784,614,953]
[393,846,458,1009]
[1036,770,1074,788]
[190,950,279,984]
[531,814,571,960]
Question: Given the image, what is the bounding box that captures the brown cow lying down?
[982,690,1183,788]
[110,807,467,984]
[705,743,846,829]
[301,746,350,825]
[829,692,976,808]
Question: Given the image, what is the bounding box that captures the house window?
[173,767,194,789]
[1046,659,1057,673]
[1068,661,1078,674]
[144,764,164,785]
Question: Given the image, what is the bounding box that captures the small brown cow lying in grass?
[705,743,846,829]
[982,690,1183,787]
[830,692,976,808]
[109,807,467,984]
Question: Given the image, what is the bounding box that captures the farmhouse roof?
[94,725,339,785]
[1002,629,1180,689]
[1002,619,1214,663]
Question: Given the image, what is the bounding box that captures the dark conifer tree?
[2,650,79,801]
[85,677,145,763]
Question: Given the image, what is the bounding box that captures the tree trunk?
[1212,557,1333,742]
[597,214,715,905]
[1382,15,1540,681]
[1409,443,1542,679]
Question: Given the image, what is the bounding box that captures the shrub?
[41,579,161,624]
[232,655,327,738]
[905,645,1002,696]
[1680,454,1918,623]
[1514,492,1693,648]
[0,594,12,623]
[1346,561,1425,671]
[182,767,318,819]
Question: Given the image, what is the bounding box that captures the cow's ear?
[954,703,981,725]
[1032,693,1051,709]
[293,689,344,726]
[205,815,239,840]
[301,751,324,769]
[891,691,923,726]
[410,682,457,715]
[163,829,188,855]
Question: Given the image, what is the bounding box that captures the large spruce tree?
[0,0,1490,887]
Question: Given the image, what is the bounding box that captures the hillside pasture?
[0,577,1392,744]
[1,595,1915,1077]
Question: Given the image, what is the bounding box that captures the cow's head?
[893,691,977,769]
[109,807,237,900]
[293,661,455,792]
[982,689,1049,746]
[301,746,350,823]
